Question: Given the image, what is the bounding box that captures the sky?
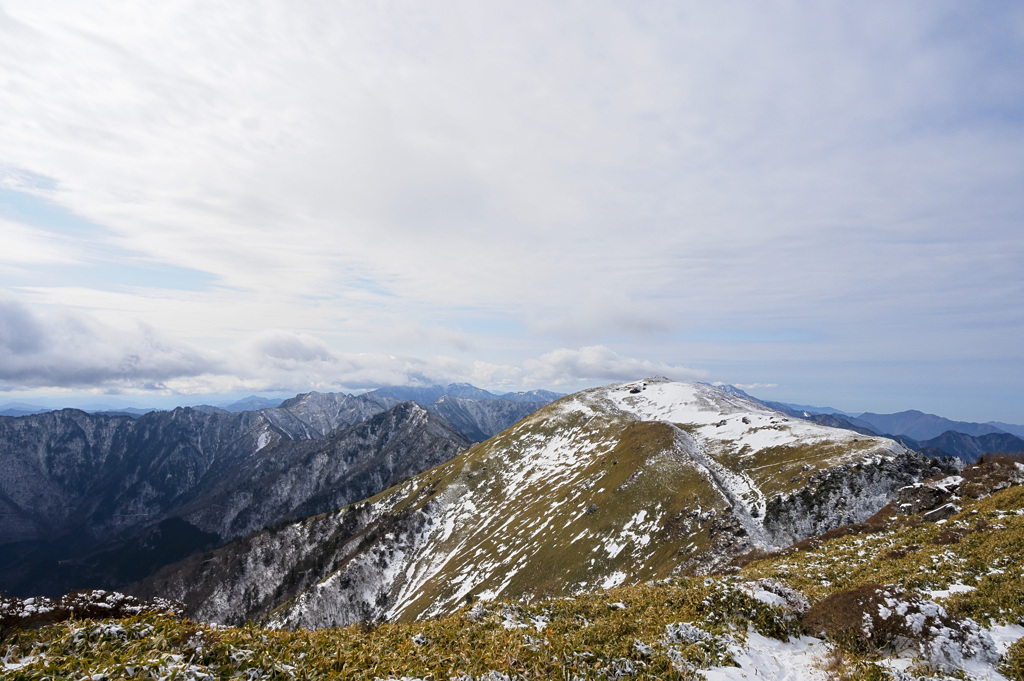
[1,2,1022,422]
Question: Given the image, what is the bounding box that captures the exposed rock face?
[762,454,955,547]
[135,378,947,629]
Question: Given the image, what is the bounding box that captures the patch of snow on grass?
[601,379,889,458]
[602,571,626,589]
[990,623,1024,655]
[702,631,830,680]
[925,583,977,600]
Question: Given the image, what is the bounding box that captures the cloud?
[3,2,1018,325]
[714,382,778,391]
[0,219,82,265]
[0,296,707,396]
[522,345,707,387]
[0,3,1021,418]
[245,330,335,363]
[0,298,218,389]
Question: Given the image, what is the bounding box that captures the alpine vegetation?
[132,379,948,628]
[3,455,1022,680]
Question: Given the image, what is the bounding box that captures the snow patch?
[702,631,830,681]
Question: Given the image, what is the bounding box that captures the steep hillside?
[135,378,948,628]
[366,383,559,442]
[10,457,1020,681]
[176,403,470,541]
[424,395,545,442]
[0,400,469,598]
[0,391,396,548]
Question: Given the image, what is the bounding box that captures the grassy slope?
[7,469,1020,680]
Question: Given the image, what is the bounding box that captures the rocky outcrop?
[763,451,955,547]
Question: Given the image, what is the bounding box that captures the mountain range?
[130,378,950,628]
[727,392,1024,462]
[2,378,1019,608]
[0,386,558,598]
[1,377,1021,680]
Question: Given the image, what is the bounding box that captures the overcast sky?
[1,2,1022,421]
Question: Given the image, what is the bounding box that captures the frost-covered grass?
[2,579,801,680]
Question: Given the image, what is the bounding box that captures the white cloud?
[715,382,778,391]
[0,219,83,265]
[0,3,1021,418]
[0,297,218,389]
[522,345,707,387]
[0,297,706,395]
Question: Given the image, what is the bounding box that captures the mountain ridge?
[0,398,468,597]
[133,378,950,628]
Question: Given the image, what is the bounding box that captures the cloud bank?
[0,299,697,395]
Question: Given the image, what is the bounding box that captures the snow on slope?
[606,378,867,456]
[142,378,945,630]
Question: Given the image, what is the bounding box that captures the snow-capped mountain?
[134,378,949,628]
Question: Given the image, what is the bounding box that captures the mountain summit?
[135,378,946,628]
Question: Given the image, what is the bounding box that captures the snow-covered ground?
[702,631,831,681]
[602,378,886,458]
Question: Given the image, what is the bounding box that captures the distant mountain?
[498,389,564,403]
[363,383,560,442]
[776,402,856,417]
[190,405,230,415]
[755,409,879,438]
[800,412,879,436]
[135,378,947,628]
[0,402,51,417]
[423,395,545,442]
[804,421,1024,464]
[685,386,1024,452]
[913,431,1024,463]
[705,385,855,420]
[856,410,1009,441]
[220,396,282,412]
[369,382,497,403]
[707,387,879,434]
[987,421,1024,438]
[91,407,159,418]
[369,382,563,405]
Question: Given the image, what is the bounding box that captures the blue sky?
[1,2,1022,422]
